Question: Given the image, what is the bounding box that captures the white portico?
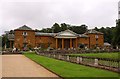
[54,29,78,49]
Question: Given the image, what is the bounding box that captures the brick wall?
[14,30,35,49]
[14,30,104,49]
[35,36,56,48]
[86,34,104,48]
[78,37,89,48]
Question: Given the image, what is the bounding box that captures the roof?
[79,34,89,38]
[35,32,55,36]
[55,29,78,38]
[8,34,14,41]
[56,29,78,36]
[35,29,89,38]
[84,29,103,34]
[15,25,32,30]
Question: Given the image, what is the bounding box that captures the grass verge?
[24,52,119,78]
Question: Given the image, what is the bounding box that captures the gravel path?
[2,55,59,77]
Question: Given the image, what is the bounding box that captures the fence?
[2,51,22,54]
[36,49,120,54]
[36,51,120,73]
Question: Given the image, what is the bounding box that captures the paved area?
[2,55,58,77]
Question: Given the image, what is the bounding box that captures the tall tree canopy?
[0,36,2,47]
[112,20,120,47]
[61,23,68,31]
[68,24,88,34]
[93,27,115,44]
[39,23,88,34]
[52,23,61,33]
[2,34,9,48]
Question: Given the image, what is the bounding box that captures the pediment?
[59,31,76,36]
[55,29,78,38]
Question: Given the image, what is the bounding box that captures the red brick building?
[9,25,104,50]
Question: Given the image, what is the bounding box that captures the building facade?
[8,25,104,50]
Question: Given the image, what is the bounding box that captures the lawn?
[68,52,119,59]
[24,52,119,78]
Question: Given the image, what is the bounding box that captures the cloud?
[0,0,119,35]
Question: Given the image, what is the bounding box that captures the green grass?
[68,52,119,60]
[24,52,119,78]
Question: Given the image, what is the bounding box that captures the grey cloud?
[0,0,119,35]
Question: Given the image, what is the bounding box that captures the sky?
[0,0,119,35]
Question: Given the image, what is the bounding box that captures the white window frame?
[23,32,28,36]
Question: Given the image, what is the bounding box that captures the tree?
[112,20,120,47]
[68,24,88,34]
[9,30,14,34]
[61,23,68,31]
[39,28,48,33]
[0,36,2,50]
[94,27,99,31]
[52,23,61,33]
[2,34,9,49]
[94,27,115,44]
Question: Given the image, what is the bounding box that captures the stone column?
[54,54,56,58]
[62,38,64,49]
[77,57,80,63]
[67,55,69,61]
[56,38,58,49]
[70,39,72,48]
[49,54,51,57]
[80,57,82,63]
[58,54,61,59]
[76,38,78,48]
[94,59,98,66]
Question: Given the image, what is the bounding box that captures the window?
[96,39,98,41]
[95,35,98,38]
[23,32,27,36]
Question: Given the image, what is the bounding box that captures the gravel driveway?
[2,54,59,77]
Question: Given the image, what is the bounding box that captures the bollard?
[77,57,80,63]
[49,54,50,57]
[58,55,61,59]
[54,54,56,58]
[36,51,39,55]
[94,59,98,66]
[80,57,82,63]
[67,55,69,61]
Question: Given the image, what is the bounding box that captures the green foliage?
[68,24,88,34]
[94,27,115,44]
[112,20,120,46]
[93,20,120,47]
[24,53,118,77]
[52,23,61,33]
[0,36,2,47]
[2,34,10,48]
[39,28,52,33]
[39,23,88,34]
[61,23,68,31]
